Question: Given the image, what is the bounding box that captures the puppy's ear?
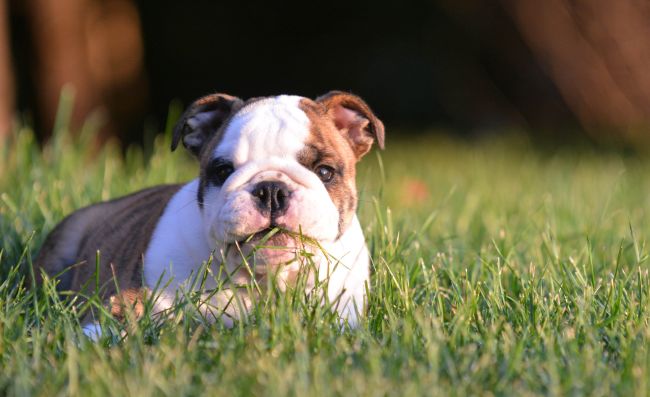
[171,93,243,156]
[316,91,385,159]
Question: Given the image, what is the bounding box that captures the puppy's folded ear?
[316,91,385,159]
[172,93,243,156]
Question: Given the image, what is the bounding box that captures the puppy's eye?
[208,160,234,186]
[315,165,335,183]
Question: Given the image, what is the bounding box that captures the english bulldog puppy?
[35,91,384,335]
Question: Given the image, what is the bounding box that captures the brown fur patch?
[298,99,359,236]
[315,91,385,159]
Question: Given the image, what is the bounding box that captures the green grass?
[3,101,650,395]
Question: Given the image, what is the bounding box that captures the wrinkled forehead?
[213,95,311,165]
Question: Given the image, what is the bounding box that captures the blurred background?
[2,0,650,147]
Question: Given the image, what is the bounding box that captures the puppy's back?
[35,184,181,296]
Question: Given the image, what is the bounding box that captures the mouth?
[236,227,317,246]
[238,227,283,245]
[229,227,313,272]
[231,227,302,274]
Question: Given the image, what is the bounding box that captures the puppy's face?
[172,92,384,275]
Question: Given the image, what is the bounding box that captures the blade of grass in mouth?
[241,227,282,244]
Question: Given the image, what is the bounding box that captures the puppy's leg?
[82,288,149,341]
[109,287,149,320]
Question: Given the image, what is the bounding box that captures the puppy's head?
[172,92,384,274]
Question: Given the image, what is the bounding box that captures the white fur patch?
[216,96,309,162]
[144,179,215,311]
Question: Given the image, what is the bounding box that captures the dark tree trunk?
[24,0,146,142]
[26,0,100,137]
[0,0,14,138]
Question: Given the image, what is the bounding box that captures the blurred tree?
[26,0,100,136]
[0,0,13,138]
[502,0,650,143]
[17,0,147,142]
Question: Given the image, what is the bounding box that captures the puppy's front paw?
[109,288,149,321]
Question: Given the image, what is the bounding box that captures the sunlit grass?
[3,99,650,395]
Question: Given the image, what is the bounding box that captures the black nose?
[251,181,290,216]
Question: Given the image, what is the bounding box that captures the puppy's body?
[35,92,384,328]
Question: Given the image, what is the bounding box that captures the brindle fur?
[35,185,180,299]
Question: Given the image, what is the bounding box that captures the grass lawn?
[3,105,650,396]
